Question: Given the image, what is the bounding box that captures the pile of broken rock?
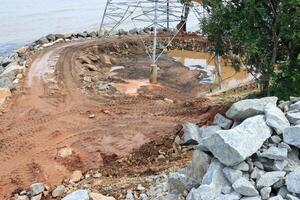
[169,96,300,200]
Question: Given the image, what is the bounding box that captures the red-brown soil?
[0,37,227,199]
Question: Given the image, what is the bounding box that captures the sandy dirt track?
[0,38,225,198]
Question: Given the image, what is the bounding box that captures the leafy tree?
[201,0,300,96]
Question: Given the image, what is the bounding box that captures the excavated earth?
[0,36,230,199]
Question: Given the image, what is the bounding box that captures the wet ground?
[168,49,253,91]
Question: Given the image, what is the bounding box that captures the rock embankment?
[169,96,300,200]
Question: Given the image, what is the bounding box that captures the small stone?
[286,194,300,200]
[93,172,102,178]
[221,185,233,194]
[213,113,233,129]
[260,187,271,200]
[62,190,89,200]
[126,190,134,200]
[273,160,288,171]
[269,195,284,200]
[191,149,211,182]
[290,101,300,111]
[16,73,23,79]
[254,161,264,170]
[168,172,200,194]
[290,97,300,103]
[265,104,290,134]
[85,64,98,71]
[15,195,29,200]
[186,159,228,200]
[183,123,201,145]
[283,125,300,148]
[257,146,288,160]
[89,114,95,119]
[232,177,258,196]
[29,183,45,196]
[278,142,292,152]
[250,167,265,180]
[277,186,288,198]
[139,193,148,200]
[157,154,165,161]
[52,185,65,198]
[57,147,73,158]
[216,192,241,200]
[270,135,282,144]
[223,167,243,184]
[233,161,249,171]
[256,171,286,188]
[69,170,83,183]
[90,192,116,200]
[286,170,300,194]
[240,196,262,200]
[286,113,300,124]
[30,194,42,200]
[137,184,145,191]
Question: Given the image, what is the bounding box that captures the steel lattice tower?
[98,0,207,83]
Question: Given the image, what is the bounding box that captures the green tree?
[201,0,300,96]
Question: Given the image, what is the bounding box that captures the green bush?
[270,66,300,100]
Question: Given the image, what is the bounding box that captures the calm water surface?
[0,0,200,59]
[0,0,104,58]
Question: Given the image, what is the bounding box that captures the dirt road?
[0,38,225,198]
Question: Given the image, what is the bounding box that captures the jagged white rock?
[183,123,201,145]
[257,146,288,160]
[186,159,228,200]
[286,170,300,194]
[232,177,259,196]
[223,167,243,184]
[62,190,89,200]
[202,115,272,166]
[226,97,278,120]
[283,125,300,149]
[264,104,290,134]
[256,171,286,188]
[213,113,233,129]
[286,113,300,124]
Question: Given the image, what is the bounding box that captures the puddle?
[113,79,150,95]
[168,50,253,90]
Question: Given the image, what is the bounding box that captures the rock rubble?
[167,96,300,200]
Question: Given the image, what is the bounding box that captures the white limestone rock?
[283,125,300,149]
[257,146,288,160]
[260,187,271,200]
[186,159,228,200]
[232,177,259,196]
[290,101,300,111]
[29,183,45,196]
[191,149,211,182]
[213,113,233,129]
[264,104,290,134]
[226,97,278,120]
[202,115,272,166]
[223,167,243,184]
[286,170,300,194]
[183,123,201,145]
[62,190,89,200]
[256,171,286,188]
[286,113,300,124]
